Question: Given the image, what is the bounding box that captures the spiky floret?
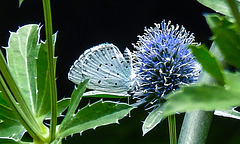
[133,20,201,107]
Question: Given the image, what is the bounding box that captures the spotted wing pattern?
[68,43,135,93]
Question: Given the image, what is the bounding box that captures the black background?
[1,0,240,143]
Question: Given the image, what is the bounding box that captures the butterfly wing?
[68,43,135,93]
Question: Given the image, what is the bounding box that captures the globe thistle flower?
[133,20,201,108]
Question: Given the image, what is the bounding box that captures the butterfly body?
[68,43,136,94]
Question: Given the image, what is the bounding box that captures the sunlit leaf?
[57,100,133,138]
[206,14,240,70]
[190,44,225,85]
[57,79,133,138]
[162,83,240,118]
[5,24,41,113]
[197,0,240,17]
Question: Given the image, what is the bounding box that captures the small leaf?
[206,14,240,70]
[142,105,164,136]
[215,107,240,120]
[57,79,89,136]
[35,33,57,118]
[214,71,240,120]
[83,91,130,98]
[66,79,89,116]
[190,44,225,85]
[57,100,133,138]
[162,84,240,118]
[196,0,240,17]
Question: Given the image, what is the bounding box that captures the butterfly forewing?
[68,43,135,93]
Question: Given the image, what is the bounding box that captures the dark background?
[1,0,240,143]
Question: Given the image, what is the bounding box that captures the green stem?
[178,111,213,144]
[168,115,177,144]
[42,0,57,142]
[226,0,240,31]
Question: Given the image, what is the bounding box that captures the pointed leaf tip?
[189,44,225,85]
[19,0,24,7]
[142,105,164,135]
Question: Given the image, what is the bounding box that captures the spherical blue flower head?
[133,20,201,107]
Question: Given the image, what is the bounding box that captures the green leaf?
[0,115,25,141]
[35,33,57,118]
[5,24,41,113]
[0,91,9,107]
[197,0,240,17]
[66,79,89,117]
[215,107,240,120]
[57,79,89,137]
[162,84,240,118]
[206,14,240,70]
[57,100,133,138]
[83,91,130,98]
[142,105,164,136]
[43,98,71,119]
[190,44,225,85]
[0,138,31,144]
[0,88,25,140]
[0,97,17,120]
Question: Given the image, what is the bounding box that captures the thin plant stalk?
[168,115,177,144]
[42,0,57,142]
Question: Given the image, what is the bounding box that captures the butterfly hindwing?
[68,43,135,93]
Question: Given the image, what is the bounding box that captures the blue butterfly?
[68,43,136,95]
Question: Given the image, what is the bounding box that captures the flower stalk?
[168,115,177,144]
[42,0,57,142]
